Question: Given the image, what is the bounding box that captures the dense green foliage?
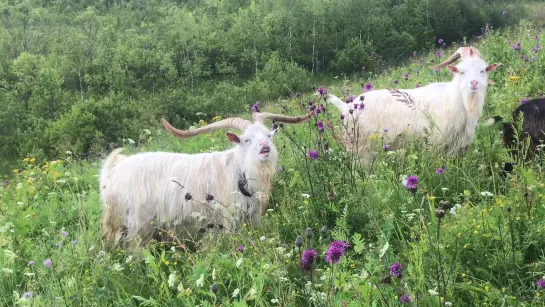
[0,0,523,173]
[4,9,545,304]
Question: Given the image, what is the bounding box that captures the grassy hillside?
[3,20,545,307]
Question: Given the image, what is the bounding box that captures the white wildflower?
[267,209,274,212]
[16,183,23,190]
[441,187,449,192]
[480,191,494,197]
[445,302,453,307]
[97,250,106,258]
[320,274,327,281]
[301,193,310,198]
[196,273,204,288]
[112,263,123,272]
[4,250,17,262]
[125,255,133,263]
[66,151,72,155]
[55,180,66,184]
[168,272,177,288]
[271,298,279,304]
[263,264,270,270]
[212,268,216,281]
[88,245,95,252]
[379,242,389,258]
[236,258,243,268]
[260,236,266,241]
[449,203,462,215]
[2,268,13,275]
[276,247,286,255]
[428,287,439,296]
[127,138,135,145]
[232,288,240,298]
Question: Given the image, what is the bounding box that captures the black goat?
[487,97,545,172]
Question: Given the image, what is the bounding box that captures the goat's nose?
[470,80,479,86]
[259,140,268,146]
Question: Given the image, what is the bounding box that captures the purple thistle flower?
[60,230,68,237]
[434,69,439,73]
[435,167,445,175]
[436,51,442,58]
[320,104,325,112]
[400,294,411,304]
[512,44,521,51]
[325,240,349,265]
[537,279,545,289]
[307,150,319,160]
[296,92,302,98]
[308,100,313,106]
[416,70,420,74]
[389,262,403,278]
[359,95,365,102]
[346,95,355,103]
[403,74,409,80]
[364,82,373,92]
[300,249,318,271]
[438,38,444,44]
[357,103,365,111]
[44,259,52,268]
[403,175,419,193]
[27,261,35,266]
[22,292,32,299]
[383,145,391,150]
[316,121,325,132]
[383,128,389,133]
[237,245,244,252]
[310,105,316,112]
[503,10,508,15]
[394,80,399,85]
[316,86,327,97]
[251,102,260,113]
[340,114,345,120]
[416,84,420,88]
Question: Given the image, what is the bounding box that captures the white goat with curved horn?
[99,110,312,249]
[326,46,500,161]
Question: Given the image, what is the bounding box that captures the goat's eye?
[460,71,465,75]
[245,139,251,143]
[268,134,272,138]
[480,70,485,74]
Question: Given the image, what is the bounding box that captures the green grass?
[3,22,545,306]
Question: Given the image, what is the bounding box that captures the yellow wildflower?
[485,286,489,291]
[13,169,18,174]
[463,190,470,196]
[369,134,379,140]
[23,158,30,163]
[29,158,35,164]
[508,75,521,82]
[473,230,479,235]
[496,199,503,207]
[212,116,222,121]
[428,195,436,201]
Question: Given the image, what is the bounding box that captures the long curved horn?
[161,117,252,139]
[430,46,482,69]
[253,111,313,124]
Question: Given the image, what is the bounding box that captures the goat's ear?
[486,63,499,73]
[270,129,277,137]
[447,65,458,73]
[226,132,241,144]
